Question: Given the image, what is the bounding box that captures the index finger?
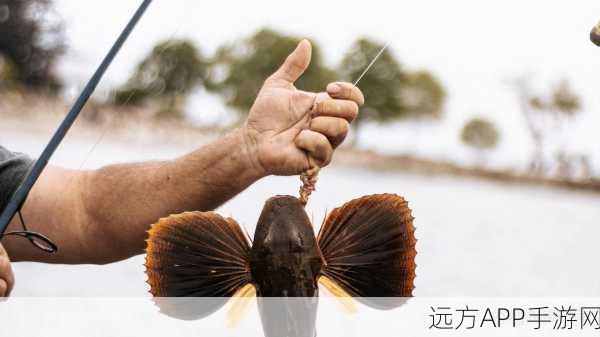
[327,82,365,106]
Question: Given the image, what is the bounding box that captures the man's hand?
[244,40,364,176]
[0,243,14,297]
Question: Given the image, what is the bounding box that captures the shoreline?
[1,92,599,195]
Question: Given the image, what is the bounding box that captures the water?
[1,122,599,336]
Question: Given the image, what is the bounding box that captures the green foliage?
[550,80,580,117]
[528,79,581,118]
[339,38,446,127]
[208,28,336,114]
[339,38,405,125]
[114,39,207,118]
[0,0,64,91]
[461,118,500,151]
[402,70,446,119]
[0,54,18,88]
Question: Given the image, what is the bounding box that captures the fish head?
[250,195,322,337]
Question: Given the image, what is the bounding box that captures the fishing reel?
[591,21,600,46]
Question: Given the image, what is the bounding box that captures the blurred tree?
[402,70,446,119]
[514,76,585,178]
[0,54,18,89]
[533,79,583,179]
[339,38,446,138]
[208,28,336,116]
[339,38,405,130]
[549,79,580,118]
[114,39,207,119]
[513,75,546,175]
[0,0,64,91]
[460,117,500,157]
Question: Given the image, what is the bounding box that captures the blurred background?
[0,0,599,300]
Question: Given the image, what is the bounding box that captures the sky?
[53,0,600,172]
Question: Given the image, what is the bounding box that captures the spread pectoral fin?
[226,283,257,328]
[145,211,252,320]
[317,194,417,310]
[318,276,358,314]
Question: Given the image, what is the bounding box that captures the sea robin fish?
[144,193,417,337]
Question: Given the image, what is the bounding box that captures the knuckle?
[341,84,353,99]
[349,101,359,114]
[315,134,331,153]
[0,256,9,270]
[338,119,350,135]
[314,101,325,114]
[346,102,359,120]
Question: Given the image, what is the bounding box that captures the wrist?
[236,127,268,180]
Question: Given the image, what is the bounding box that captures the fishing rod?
[0,0,153,252]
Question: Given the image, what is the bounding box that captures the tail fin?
[145,211,252,320]
[317,194,416,310]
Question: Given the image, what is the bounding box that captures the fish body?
[250,195,322,337]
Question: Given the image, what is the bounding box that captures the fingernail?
[328,83,341,95]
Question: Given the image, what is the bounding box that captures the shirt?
[0,146,33,212]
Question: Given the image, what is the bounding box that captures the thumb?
[270,39,312,84]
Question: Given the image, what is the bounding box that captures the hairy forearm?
[80,128,265,263]
[7,129,265,264]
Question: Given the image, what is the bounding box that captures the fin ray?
[317,194,417,310]
[145,211,252,320]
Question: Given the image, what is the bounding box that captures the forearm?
[80,128,264,263]
[6,129,265,264]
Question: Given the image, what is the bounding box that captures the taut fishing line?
[299,42,390,205]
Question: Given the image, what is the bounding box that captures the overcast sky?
[54,0,600,171]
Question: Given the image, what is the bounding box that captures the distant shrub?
[208,28,336,116]
[339,38,405,128]
[461,118,500,151]
[339,38,446,132]
[0,54,18,88]
[114,39,207,119]
[0,0,64,91]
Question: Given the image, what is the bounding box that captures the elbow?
[77,170,144,265]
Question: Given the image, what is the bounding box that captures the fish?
[144,193,417,337]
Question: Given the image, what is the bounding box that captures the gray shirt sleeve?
[0,146,33,212]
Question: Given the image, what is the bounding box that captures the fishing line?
[353,42,389,86]
[0,0,153,252]
[77,25,185,172]
[299,42,390,205]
